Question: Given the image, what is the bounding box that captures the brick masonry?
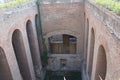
[0,0,120,80]
[86,1,120,80]
[40,2,85,71]
[0,1,42,80]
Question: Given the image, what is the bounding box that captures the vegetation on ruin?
[93,0,120,15]
[0,0,29,9]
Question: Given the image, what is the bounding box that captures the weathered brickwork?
[0,1,43,80]
[86,1,120,80]
[0,0,120,80]
[40,2,85,71]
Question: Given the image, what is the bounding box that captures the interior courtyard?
[0,0,120,80]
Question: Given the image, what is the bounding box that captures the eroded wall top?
[0,0,36,23]
[40,0,84,4]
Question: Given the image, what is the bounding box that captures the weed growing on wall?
[0,0,29,9]
[93,0,120,15]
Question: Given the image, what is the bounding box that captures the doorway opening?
[48,34,77,54]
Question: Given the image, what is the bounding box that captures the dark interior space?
[44,71,82,80]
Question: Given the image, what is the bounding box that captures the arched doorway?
[48,34,77,54]
[88,28,95,78]
[12,29,32,80]
[0,47,12,80]
[95,45,107,80]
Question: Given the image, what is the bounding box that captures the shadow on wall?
[95,45,107,80]
[0,47,13,80]
[12,29,32,80]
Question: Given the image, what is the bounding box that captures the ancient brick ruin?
[0,0,120,80]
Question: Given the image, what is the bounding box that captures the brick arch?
[26,20,42,76]
[8,25,22,42]
[24,17,34,29]
[90,26,97,37]
[0,47,13,80]
[33,12,38,18]
[45,29,80,39]
[87,28,95,78]
[5,26,25,80]
[8,17,33,43]
[45,29,81,54]
[12,29,32,80]
[6,16,36,80]
[92,35,109,80]
[97,35,109,61]
[94,45,107,80]
[23,12,38,26]
[24,17,32,24]
[26,20,37,66]
[35,14,43,53]
[8,23,36,79]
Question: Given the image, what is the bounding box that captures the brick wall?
[86,1,120,80]
[40,1,85,71]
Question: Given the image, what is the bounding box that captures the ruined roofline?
[40,0,84,4]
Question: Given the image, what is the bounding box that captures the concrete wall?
[85,1,120,80]
[40,0,85,71]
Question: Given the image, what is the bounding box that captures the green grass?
[0,0,29,9]
[93,0,120,15]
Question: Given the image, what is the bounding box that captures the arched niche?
[35,14,43,54]
[12,29,32,80]
[88,28,95,78]
[0,47,12,80]
[95,45,107,80]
